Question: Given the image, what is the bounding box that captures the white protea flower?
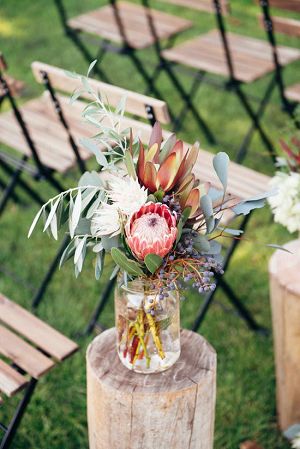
[268,171,300,233]
[107,175,148,215]
[91,175,148,237]
[91,203,122,237]
[292,433,300,449]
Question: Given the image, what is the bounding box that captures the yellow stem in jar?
[134,311,151,368]
[146,312,165,360]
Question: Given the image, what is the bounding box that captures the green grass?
[0,0,299,447]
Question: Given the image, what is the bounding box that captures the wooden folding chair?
[259,0,300,126]
[160,0,300,163]
[162,0,230,15]
[54,0,191,95]
[0,293,78,449]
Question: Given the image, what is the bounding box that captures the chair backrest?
[267,0,300,13]
[31,62,171,125]
[258,0,300,38]
[162,0,230,15]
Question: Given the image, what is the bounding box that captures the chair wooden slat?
[0,294,78,361]
[268,0,300,13]
[162,0,229,14]
[67,1,192,50]
[0,325,54,379]
[162,30,300,83]
[259,15,300,38]
[286,83,300,102]
[31,62,171,124]
[0,359,28,398]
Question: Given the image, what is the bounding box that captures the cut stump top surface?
[269,238,300,296]
[87,328,216,394]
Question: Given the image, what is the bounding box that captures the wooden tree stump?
[87,328,216,449]
[269,238,300,431]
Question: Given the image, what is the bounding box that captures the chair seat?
[162,30,300,83]
[0,293,78,397]
[0,75,24,100]
[162,0,229,15]
[286,83,300,102]
[67,1,192,50]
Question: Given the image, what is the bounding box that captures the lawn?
[0,0,299,448]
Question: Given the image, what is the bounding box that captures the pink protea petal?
[125,202,177,261]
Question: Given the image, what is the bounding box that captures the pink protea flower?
[125,202,177,261]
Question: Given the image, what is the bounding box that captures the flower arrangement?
[268,136,300,234]
[28,69,271,372]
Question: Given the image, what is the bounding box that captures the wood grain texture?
[31,62,171,124]
[268,0,300,13]
[269,239,300,430]
[259,15,300,38]
[0,325,54,379]
[0,359,28,397]
[87,328,216,449]
[163,0,229,14]
[67,1,192,50]
[286,83,300,102]
[0,293,78,361]
[162,30,300,83]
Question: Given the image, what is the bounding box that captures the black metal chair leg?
[162,62,217,144]
[0,156,29,216]
[218,277,269,335]
[235,76,277,164]
[31,235,70,309]
[0,174,22,205]
[234,82,276,164]
[0,378,37,449]
[79,275,117,337]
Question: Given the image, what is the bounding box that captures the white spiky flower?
[268,171,300,233]
[292,433,300,449]
[91,202,122,237]
[91,175,148,237]
[107,175,148,215]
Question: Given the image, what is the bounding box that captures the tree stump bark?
[87,328,216,449]
[269,238,300,431]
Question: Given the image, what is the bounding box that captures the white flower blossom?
[91,175,148,237]
[268,171,300,233]
[91,203,122,237]
[292,433,300,449]
[107,175,148,215]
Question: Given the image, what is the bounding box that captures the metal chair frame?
[0,378,37,449]
[152,0,279,163]
[53,0,217,145]
[260,0,300,128]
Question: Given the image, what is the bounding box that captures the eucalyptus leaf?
[28,207,43,238]
[101,235,120,251]
[192,235,211,252]
[43,197,60,233]
[110,265,120,280]
[50,213,58,240]
[111,248,144,276]
[71,190,82,238]
[74,218,91,235]
[74,236,87,265]
[213,152,229,192]
[200,194,215,234]
[86,194,103,219]
[124,151,136,180]
[59,239,76,268]
[266,244,292,253]
[87,59,97,77]
[144,254,163,274]
[93,242,104,253]
[95,250,104,280]
[79,171,103,188]
[80,138,108,167]
[219,227,244,236]
[232,199,266,216]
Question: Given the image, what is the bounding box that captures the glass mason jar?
[115,273,180,374]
